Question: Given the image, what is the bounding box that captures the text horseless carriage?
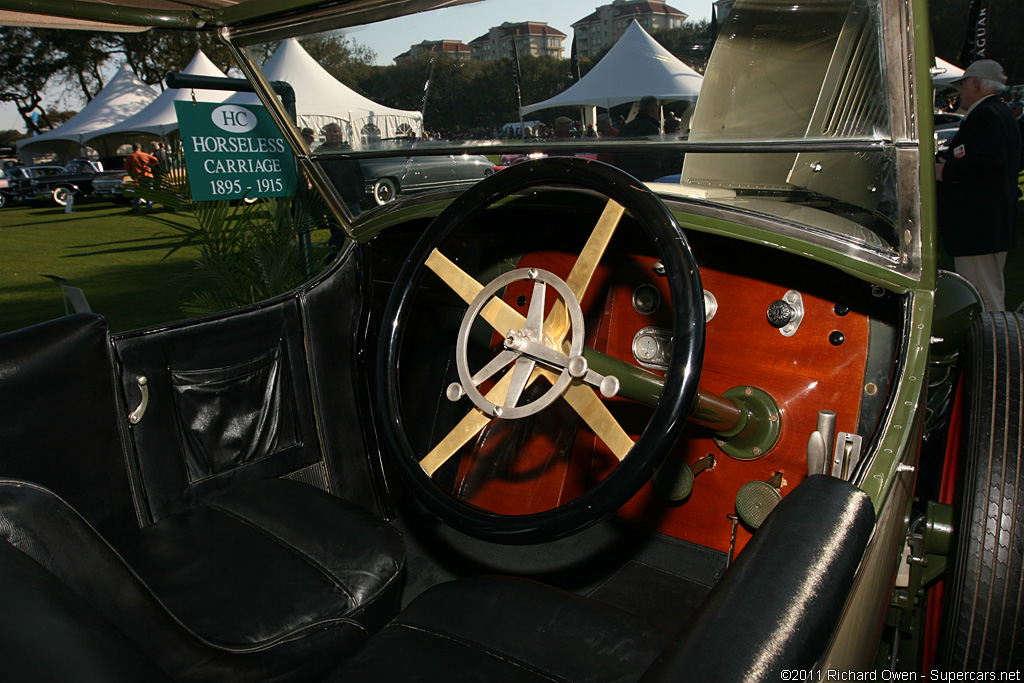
[0,0,1020,679]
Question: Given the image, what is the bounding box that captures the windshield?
[234,0,905,253]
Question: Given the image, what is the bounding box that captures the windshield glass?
[239,0,900,251]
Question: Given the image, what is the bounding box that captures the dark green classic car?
[0,0,1020,679]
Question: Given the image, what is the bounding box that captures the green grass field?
[1,198,1022,337]
[0,202,204,334]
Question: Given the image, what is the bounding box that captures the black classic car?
[0,164,66,207]
[0,158,126,207]
[0,0,1020,679]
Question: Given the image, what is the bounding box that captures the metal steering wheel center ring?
[450,268,618,420]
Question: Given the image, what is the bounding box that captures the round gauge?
[632,284,661,315]
[635,334,659,361]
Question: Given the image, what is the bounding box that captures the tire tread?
[942,312,1024,668]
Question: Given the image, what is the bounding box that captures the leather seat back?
[0,314,139,537]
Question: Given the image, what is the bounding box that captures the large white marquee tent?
[85,51,233,158]
[228,38,422,149]
[521,21,704,116]
[932,57,965,88]
[18,65,157,165]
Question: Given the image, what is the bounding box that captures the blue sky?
[2,0,712,135]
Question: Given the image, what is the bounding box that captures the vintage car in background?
[0,164,66,207]
[29,157,128,206]
[0,0,1020,679]
[0,158,127,207]
[358,152,494,205]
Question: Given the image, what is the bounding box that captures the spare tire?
[940,312,1024,669]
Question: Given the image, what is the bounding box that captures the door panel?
[113,299,325,521]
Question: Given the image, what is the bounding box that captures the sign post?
[175,101,297,202]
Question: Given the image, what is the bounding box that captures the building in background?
[571,0,688,59]
[394,40,472,63]
[468,22,567,62]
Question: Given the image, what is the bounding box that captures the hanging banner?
[174,101,297,202]
[958,0,990,67]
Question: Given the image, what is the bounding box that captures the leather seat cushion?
[328,575,677,683]
[117,478,405,646]
[0,542,175,683]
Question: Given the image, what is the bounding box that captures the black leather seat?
[0,478,404,681]
[0,314,406,680]
[327,475,874,683]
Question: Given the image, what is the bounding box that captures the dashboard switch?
[766,290,805,337]
[767,300,795,327]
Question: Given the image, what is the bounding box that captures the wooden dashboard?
[439,230,875,555]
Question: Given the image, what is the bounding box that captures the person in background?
[596,113,618,138]
[935,60,1021,311]
[595,113,618,164]
[316,122,365,254]
[553,116,573,140]
[300,127,316,150]
[317,122,364,218]
[613,95,663,181]
[124,142,157,213]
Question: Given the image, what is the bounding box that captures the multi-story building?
[571,0,688,59]
[394,40,472,63]
[468,22,567,62]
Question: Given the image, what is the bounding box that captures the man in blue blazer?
[936,60,1021,311]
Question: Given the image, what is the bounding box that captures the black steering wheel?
[377,157,704,543]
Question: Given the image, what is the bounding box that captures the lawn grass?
[0,201,203,334]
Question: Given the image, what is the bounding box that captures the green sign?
[175,101,297,202]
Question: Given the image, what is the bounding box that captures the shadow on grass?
[64,236,186,257]
[0,257,199,335]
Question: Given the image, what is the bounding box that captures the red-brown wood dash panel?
[454,243,870,556]
[612,251,871,555]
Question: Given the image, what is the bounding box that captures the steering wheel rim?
[377,156,704,543]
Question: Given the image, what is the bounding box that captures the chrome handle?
[128,375,149,424]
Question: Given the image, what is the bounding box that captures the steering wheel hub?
[451,268,587,420]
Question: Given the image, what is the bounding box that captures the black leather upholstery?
[642,474,874,681]
[329,575,678,682]
[0,542,174,683]
[0,478,404,681]
[328,475,873,682]
[113,301,326,522]
[117,477,406,643]
[0,313,139,537]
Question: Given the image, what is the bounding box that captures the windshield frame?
[219,0,929,282]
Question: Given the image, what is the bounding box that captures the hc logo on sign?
[212,105,258,133]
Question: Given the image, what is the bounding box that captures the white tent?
[521,21,703,116]
[18,65,157,165]
[932,57,965,88]
[229,39,422,149]
[85,51,233,158]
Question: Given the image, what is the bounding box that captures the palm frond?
[139,146,335,316]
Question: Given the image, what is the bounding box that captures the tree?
[0,27,64,133]
[0,129,29,148]
[116,31,239,87]
[650,20,713,74]
[44,29,116,102]
[300,34,378,89]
